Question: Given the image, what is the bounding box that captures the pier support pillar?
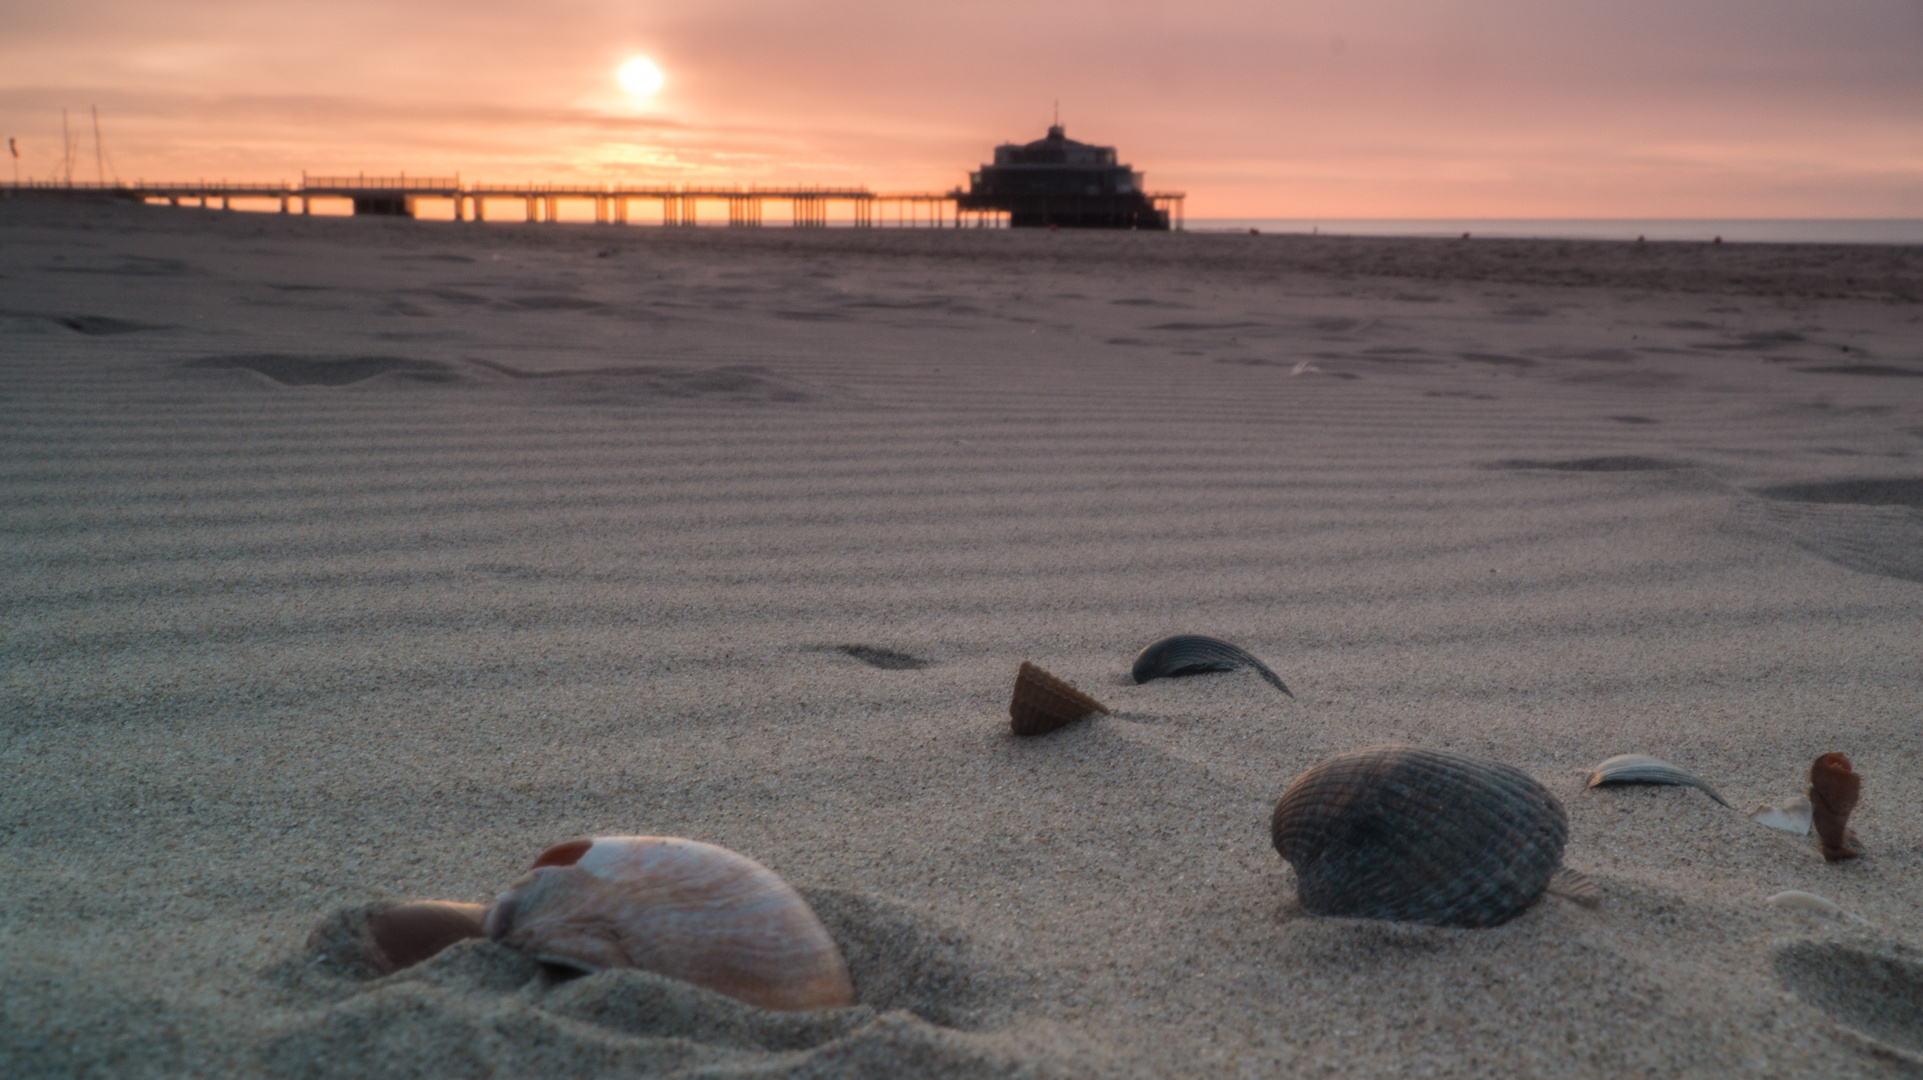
[302,197,311,215]
[526,197,537,222]
[454,195,465,221]
[279,195,289,214]
[545,196,558,222]
[474,197,486,222]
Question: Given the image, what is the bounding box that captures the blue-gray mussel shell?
[1270,746,1568,928]
[1130,635,1291,696]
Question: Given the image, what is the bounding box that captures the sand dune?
[3,199,1921,1078]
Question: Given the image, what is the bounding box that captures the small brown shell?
[1270,746,1568,928]
[484,836,856,1012]
[1809,752,1863,862]
[1009,661,1109,736]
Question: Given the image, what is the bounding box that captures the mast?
[62,109,73,185]
[92,105,105,184]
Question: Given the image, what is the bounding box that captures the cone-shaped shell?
[1809,752,1862,862]
[484,836,856,1011]
[1270,746,1568,928]
[1009,661,1110,736]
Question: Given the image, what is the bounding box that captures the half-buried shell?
[484,836,857,1011]
[1270,745,1568,928]
[1809,752,1863,862]
[1130,634,1292,697]
[309,900,489,976]
[1009,661,1110,736]
[1584,754,1731,808]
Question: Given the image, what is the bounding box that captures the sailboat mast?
[92,106,105,184]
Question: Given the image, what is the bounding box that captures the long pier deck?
[4,175,1187,230]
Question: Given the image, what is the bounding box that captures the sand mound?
[257,893,1045,1080]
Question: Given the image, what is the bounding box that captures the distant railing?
[301,172,459,191]
[5,179,290,193]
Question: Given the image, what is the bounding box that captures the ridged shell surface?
[484,836,856,1011]
[1270,746,1568,928]
[1130,635,1292,696]
[1009,661,1109,736]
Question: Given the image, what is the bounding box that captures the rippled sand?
[4,199,1921,1078]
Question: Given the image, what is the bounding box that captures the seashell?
[1270,745,1568,928]
[307,900,489,977]
[1008,660,1110,736]
[484,836,855,1012]
[1130,634,1292,697]
[1809,752,1863,862]
[1749,796,1813,835]
[1545,867,1601,908]
[1766,889,1872,926]
[364,900,488,973]
[1583,753,1731,807]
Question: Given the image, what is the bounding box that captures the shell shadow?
[834,645,931,670]
[1774,940,1923,1065]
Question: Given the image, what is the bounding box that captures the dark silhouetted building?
[957,125,1168,230]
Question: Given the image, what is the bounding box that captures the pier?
[4,174,1186,230]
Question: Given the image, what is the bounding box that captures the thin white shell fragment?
[1766,890,1872,926]
[1749,796,1813,835]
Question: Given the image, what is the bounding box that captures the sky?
[2,0,1920,217]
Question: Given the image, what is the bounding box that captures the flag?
[7,137,17,159]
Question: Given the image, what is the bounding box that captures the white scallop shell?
[483,836,856,1012]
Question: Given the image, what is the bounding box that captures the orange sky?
[3,0,1920,217]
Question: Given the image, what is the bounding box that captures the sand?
[2,198,1921,1078]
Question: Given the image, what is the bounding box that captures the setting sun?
[617,57,664,98]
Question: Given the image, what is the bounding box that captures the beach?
[2,198,1920,1078]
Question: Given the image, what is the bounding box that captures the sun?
[618,57,664,98]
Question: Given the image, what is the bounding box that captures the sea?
[1188,219,1923,245]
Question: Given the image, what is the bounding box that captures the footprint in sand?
[184,353,460,386]
[1745,478,1923,583]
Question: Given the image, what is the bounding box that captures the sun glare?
[618,57,664,97]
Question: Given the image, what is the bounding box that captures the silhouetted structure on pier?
[956,125,1178,230]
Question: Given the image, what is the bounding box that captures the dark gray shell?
[1270,746,1568,928]
[1131,634,1291,696]
[1584,754,1730,808]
